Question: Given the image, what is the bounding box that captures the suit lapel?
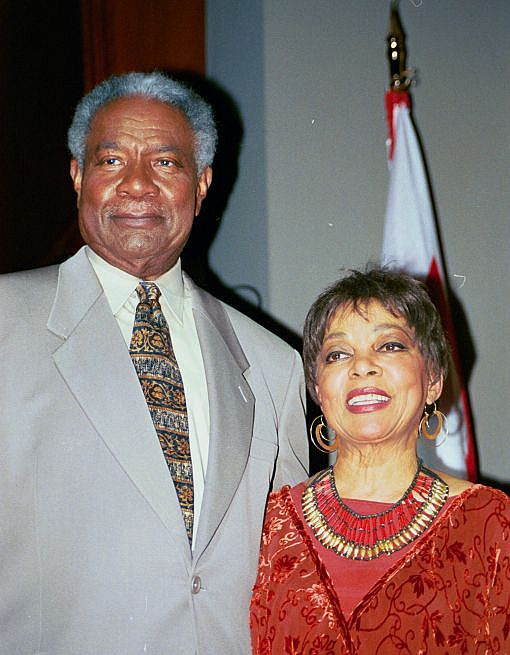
[189,283,255,556]
[48,249,192,562]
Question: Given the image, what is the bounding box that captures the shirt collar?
[85,246,186,324]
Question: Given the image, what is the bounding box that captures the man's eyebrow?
[93,143,185,154]
[151,145,185,154]
[94,142,119,153]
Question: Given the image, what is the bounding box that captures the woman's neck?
[332,444,419,503]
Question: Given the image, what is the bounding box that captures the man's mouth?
[112,212,161,219]
[109,212,163,227]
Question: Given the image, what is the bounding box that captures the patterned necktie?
[129,281,194,544]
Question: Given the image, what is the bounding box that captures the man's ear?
[426,371,444,405]
[194,166,212,216]
[70,159,82,204]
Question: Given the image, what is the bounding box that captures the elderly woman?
[250,268,510,654]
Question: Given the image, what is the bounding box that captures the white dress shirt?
[86,246,210,546]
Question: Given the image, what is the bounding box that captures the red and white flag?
[382,90,477,480]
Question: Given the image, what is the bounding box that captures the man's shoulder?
[0,262,59,279]
[0,263,60,297]
[200,286,297,357]
[223,302,291,347]
[0,265,61,333]
[0,248,95,297]
[187,278,298,355]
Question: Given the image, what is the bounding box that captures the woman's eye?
[379,341,406,352]
[325,350,349,363]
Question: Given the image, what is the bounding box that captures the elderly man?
[0,72,308,654]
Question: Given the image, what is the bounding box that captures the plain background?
[206,0,510,484]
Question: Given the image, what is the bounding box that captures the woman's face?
[314,301,443,448]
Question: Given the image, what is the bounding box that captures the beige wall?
[207,0,510,483]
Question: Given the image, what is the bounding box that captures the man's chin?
[101,244,178,279]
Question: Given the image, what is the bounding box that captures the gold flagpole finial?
[387,1,414,90]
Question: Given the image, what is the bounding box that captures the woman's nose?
[348,353,382,378]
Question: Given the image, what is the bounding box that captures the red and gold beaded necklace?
[302,459,448,561]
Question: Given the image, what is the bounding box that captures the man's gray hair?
[67,71,217,173]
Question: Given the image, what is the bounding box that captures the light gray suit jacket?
[0,248,308,654]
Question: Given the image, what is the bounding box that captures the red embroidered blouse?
[250,482,510,654]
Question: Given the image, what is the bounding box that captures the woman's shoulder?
[434,469,509,503]
[428,474,510,552]
[271,473,324,501]
[267,472,330,521]
[435,471,474,496]
[266,484,295,514]
[267,479,306,512]
[261,483,310,551]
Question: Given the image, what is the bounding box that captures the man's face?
[70,96,212,279]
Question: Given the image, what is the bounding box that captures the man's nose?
[116,163,159,197]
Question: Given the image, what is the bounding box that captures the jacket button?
[191,575,202,594]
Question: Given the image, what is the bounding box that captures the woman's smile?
[346,386,391,413]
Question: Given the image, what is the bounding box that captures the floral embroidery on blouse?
[250,483,510,654]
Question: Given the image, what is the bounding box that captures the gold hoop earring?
[310,415,337,453]
[419,403,448,447]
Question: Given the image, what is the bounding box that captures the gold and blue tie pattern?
[129,281,194,544]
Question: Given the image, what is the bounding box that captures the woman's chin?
[341,427,410,447]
